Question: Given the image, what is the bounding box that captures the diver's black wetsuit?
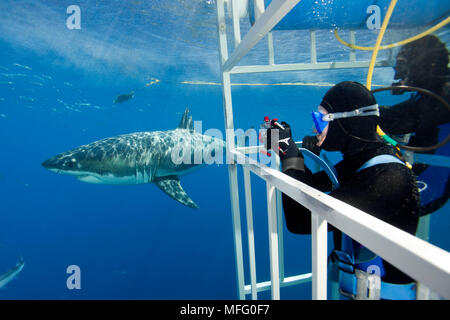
[282,143,420,284]
[379,87,450,175]
[379,86,450,217]
[273,81,422,285]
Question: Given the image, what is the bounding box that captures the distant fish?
[143,78,160,87]
[78,102,91,107]
[0,81,13,85]
[0,258,25,289]
[13,63,32,71]
[6,73,26,78]
[19,96,34,102]
[29,81,44,87]
[65,105,81,113]
[32,75,46,82]
[64,82,74,87]
[0,114,7,119]
[112,270,128,275]
[41,74,52,80]
[112,78,159,105]
[114,91,134,104]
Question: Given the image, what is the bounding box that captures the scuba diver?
[378,35,450,216]
[265,81,421,299]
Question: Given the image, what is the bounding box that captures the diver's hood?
[392,35,449,93]
[320,81,380,155]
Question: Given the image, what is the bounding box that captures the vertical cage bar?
[243,167,258,300]
[268,32,275,64]
[266,182,281,300]
[349,30,356,62]
[416,214,432,299]
[275,155,285,282]
[254,0,275,64]
[254,0,265,19]
[231,0,242,47]
[310,30,317,64]
[217,0,245,300]
[311,213,328,300]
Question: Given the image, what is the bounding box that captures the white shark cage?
[215,0,450,300]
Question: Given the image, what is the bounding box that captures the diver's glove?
[302,135,321,156]
[266,120,304,172]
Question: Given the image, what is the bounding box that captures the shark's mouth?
[76,174,103,184]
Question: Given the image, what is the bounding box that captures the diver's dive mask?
[391,56,410,95]
[312,104,380,134]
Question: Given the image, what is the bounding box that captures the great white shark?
[0,258,24,289]
[42,108,224,208]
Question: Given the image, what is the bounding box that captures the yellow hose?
[366,0,398,90]
[364,0,399,152]
[334,16,450,51]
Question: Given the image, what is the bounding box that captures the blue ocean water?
[0,1,448,300]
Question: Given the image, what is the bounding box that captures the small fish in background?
[12,63,32,71]
[114,91,135,104]
[4,73,26,78]
[0,257,25,289]
[19,96,34,102]
[29,81,44,87]
[0,114,7,119]
[113,77,160,104]
[112,270,128,275]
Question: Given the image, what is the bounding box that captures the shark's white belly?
[77,174,137,185]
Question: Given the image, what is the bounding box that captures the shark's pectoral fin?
[154,176,199,209]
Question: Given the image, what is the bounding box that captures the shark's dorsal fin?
[178,107,193,131]
[154,176,199,209]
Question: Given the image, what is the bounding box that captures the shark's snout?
[41,157,56,169]
[42,154,78,173]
